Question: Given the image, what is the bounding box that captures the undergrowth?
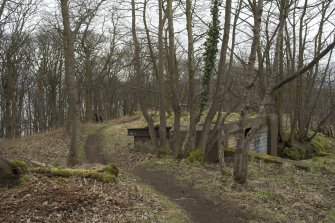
[140,155,335,223]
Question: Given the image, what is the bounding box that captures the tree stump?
[0,157,20,188]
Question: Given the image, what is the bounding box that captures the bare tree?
[183,0,197,153]
[131,0,159,148]
[1,0,37,139]
[157,0,168,149]
[59,0,105,165]
[233,0,264,184]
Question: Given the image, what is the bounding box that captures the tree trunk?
[84,51,93,122]
[0,157,20,188]
[157,0,168,149]
[167,0,182,157]
[233,0,263,184]
[131,0,159,149]
[60,0,80,166]
[197,0,232,154]
[4,56,15,139]
[218,127,225,174]
[183,0,197,154]
[233,110,247,183]
[37,69,46,132]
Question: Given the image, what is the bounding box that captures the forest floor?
[0,114,335,222]
[0,117,190,222]
[81,117,248,222]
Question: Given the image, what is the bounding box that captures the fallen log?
[1,157,118,187]
[30,164,118,183]
[224,147,310,171]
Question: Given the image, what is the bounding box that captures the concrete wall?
[177,114,278,162]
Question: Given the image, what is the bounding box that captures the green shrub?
[181,112,189,118]
[282,130,335,160]
[282,147,302,160]
[309,156,335,174]
[187,149,204,163]
[103,164,119,177]
[310,132,335,153]
[156,149,168,158]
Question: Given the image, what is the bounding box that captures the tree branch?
[271,39,335,92]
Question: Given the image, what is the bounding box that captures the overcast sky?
[34,0,334,64]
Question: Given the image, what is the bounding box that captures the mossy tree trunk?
[197,0,232,154]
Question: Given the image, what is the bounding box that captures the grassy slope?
[0,117,191,222]
[120,112,335,222]
[102,113,335,222]
[100,113,335,222]
[1,113,335,222]
[100,114,193,222]
[143,156,335,223]
[0,127,70,166]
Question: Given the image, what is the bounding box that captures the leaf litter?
[0,117,190,222]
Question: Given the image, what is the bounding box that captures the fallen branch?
[30,164,118,183]
[225,147,310,171]
[31,160,49,168]
[6,159,119,184]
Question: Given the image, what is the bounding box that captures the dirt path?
[135,166,251,223]
[84,121,252,222]
[84,128,107,164]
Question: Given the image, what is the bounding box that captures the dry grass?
[0,116,191,222]
[144,156,335,223]
[100,115,154,169]
[0,123,98,167]
[0,128,69,167]
[0,172,190,222]
[2,114,334,223]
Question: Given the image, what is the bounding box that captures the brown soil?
[84,128,107,164]
[134,166,252,223]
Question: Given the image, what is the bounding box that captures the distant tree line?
[0,0,335,173]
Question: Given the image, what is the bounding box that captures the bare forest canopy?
[1,0,335,165]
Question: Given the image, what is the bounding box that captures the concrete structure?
[223,114,278,156]
[127,126,172,151]
[127,114,278,162]
[177,114,278,162]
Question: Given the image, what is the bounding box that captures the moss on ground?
[254,190,285,205]
[306,156,335,174]
[187,149,204,163]
[31,164,118,183]
[282,130,335,160]
[103,163,119,176]
[325,207,335,223]
[10,160,28,172]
